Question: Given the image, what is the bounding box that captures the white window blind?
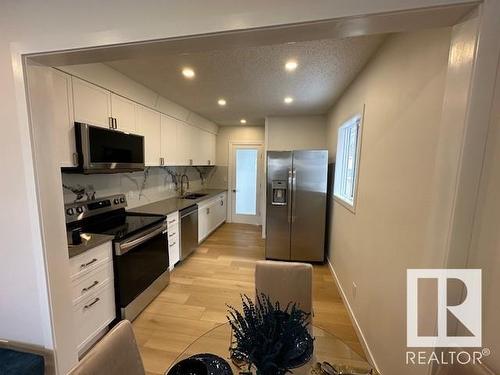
[334,115,361,208]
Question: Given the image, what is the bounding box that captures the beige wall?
[326,28,452,374]
[266,115,326,151]
[465,59,500,374]
[216,126,265,166]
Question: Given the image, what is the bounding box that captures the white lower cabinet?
[69,241,116,356]
[198,193,227,243]
[73,280,115,354]
[166,211,180,269]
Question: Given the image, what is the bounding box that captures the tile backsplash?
[62,166,222,209]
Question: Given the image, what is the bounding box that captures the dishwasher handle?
[180,205,198,218]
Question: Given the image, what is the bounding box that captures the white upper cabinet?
[52,69,76,167]
[209,133,216,165]
[28,66,77,167]
[177,122,192,166]
[137,105,162,166]
[46,70,217,168]
[198,130,209,166]
[195,130,216,166]
[110,94,137,133]
[72,77,111,128]
[189,125,203,166]
[160,114,180,166]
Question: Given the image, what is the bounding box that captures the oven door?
[114,223,169,317]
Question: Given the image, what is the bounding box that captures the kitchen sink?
[183,193,208,200]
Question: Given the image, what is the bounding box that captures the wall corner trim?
[326,257,381,374]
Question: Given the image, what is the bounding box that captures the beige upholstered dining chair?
[68,320,145,375]
[254,260,313,318]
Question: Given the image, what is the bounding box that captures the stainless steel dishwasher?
[180,204,198,260]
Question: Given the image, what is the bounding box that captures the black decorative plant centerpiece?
[227,293,313,375]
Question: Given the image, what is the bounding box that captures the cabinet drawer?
[167,226,178,239]
[168,234,179,249]
[166,212,179,227]
[69,242,112,280]
[74,281,115,352]
[168,237,180,268]
[168,220,179,231]
[71,261,113,304]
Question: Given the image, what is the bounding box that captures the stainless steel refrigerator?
[266,150,328,262]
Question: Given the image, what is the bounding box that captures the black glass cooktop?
[70,210,165,240]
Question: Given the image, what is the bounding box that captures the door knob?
[232,189,237,193]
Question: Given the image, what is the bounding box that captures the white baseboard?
[326,257,381,374]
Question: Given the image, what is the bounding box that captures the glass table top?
[166,322,376,374]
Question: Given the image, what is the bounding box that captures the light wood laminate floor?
[132,223,364,375]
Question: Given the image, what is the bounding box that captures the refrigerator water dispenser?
[271,180,287,205]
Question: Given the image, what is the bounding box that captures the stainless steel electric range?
[65,194,169,321]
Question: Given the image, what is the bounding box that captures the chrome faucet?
[180,174,190,197]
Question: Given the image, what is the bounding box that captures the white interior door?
[229,143,263,225]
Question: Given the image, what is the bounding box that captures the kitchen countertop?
[128,189,227,216]
[68,232,114,258]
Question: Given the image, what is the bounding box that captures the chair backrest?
[255,260,313,316]
[68,320,145,375]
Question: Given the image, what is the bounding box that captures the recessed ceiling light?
[284,96,294,104]
[182,68,195,79]
[240,119,247,124]
[218,98,227,106]
[285,60,298,72]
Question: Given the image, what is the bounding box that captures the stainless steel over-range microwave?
[74,122,145,174]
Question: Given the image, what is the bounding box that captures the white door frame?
[227,140,264,225]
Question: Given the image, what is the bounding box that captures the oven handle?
[116,225,165,256]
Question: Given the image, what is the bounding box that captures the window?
[334,115,361,209]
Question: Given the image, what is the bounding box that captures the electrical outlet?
[352,282,357,299]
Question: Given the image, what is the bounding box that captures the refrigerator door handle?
[292,168,297,222]
[288,169,293,223]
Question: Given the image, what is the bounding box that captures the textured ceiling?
[107,35,386,126]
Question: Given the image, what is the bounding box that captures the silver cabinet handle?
[72,152,79,166]
[80,258,98,269]
[109,117,113,129]
[113,118,118,129]
[84,297,100,309]
[169,241,176,246]
[168,219,176,224]
[82,280,99,293]
[169,232,175,238]
[220,200,224,206]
